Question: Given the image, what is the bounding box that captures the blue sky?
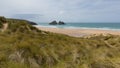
[0,0,120,22]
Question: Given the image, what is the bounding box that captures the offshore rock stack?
[49,20,65,25]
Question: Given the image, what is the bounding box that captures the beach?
[35,26,120,37]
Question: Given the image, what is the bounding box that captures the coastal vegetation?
[0,16,120,68]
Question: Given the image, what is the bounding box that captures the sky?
[0,0,120,22]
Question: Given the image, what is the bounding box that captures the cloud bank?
[0,0,120,22]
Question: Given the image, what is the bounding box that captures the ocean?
[38,23,120,31]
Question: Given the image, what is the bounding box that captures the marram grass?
[0,16,120,68]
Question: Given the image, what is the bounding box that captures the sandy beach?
[35,26,120,37]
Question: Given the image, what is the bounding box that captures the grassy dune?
[0,16,120,68]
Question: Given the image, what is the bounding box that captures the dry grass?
[0,16,120,68]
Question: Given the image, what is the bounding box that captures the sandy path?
[1,23,8,32]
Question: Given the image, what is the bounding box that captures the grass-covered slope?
[0,16,120,68]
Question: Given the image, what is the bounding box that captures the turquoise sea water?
[38,23,120,31]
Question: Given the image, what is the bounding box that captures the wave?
[65,26,120,31]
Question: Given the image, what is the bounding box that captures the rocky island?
[49,20,57,25]
[49,20,65,25]
[58,21,65,25]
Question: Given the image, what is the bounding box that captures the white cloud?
[0,0,120,22]
[59,10,65,15]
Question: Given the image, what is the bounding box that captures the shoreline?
[35,26,120,37]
